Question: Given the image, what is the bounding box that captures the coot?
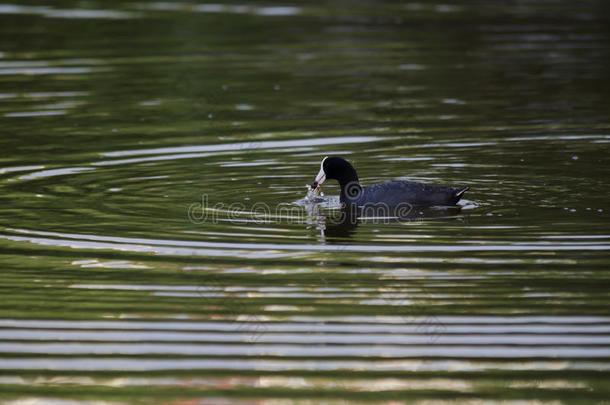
[311,156,468,207]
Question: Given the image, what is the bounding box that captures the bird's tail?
[453,186,469,202]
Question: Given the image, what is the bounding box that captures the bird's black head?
[311,156,359,189]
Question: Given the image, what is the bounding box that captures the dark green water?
[1,1,610,403]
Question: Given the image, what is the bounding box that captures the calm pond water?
[1,1,610,403]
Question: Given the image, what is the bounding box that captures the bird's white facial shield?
[311,157,327,189]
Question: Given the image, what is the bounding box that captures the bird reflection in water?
[304,199,466,241]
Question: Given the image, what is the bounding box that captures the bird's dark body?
[345,180,468,207]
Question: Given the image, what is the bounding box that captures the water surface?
[1,0,609,403]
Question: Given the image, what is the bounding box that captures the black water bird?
[311,156,468,207]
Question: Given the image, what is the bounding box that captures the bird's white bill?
[314,167,326,186]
